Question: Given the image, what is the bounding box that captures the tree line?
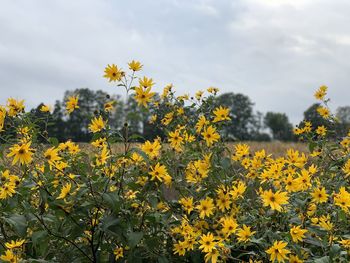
[11,88,350,142]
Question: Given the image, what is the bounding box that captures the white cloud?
[0,0,349,124]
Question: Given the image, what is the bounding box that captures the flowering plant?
[0,63,349,262]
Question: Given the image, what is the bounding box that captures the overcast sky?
[0,0,350,124]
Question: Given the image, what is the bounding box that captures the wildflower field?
[1,62,350,263]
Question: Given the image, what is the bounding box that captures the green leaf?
[4,214,27,236]
[48,137,59,146]
[314,256,330,263]
[128,231,143,248]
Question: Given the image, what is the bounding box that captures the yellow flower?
[5,239,25,249]
[104,101,115,112]
[57,182,72,199]
[95,146,110,166]
[216,192,231,211]
[149,163,169,183]
[199,232,216,253]
[89,116,106,133]
[196,197,215,218]
[213,106,231,123]
[290,225,307,243]
[104,64,123,82]
[339,239,350,249]
[314,85,327,100]
[134,86,155,107]
[207,86,219,94]
[236,225,256,242]
[342,159,350,177]
[91,137,107,148]
[221,217,238,236]
[201,125,220,147]
[40,104,51,113]
[128,60,143,71]
[195,90,204,100]
[204,249,220,263]
[0,106,6,132]
[7,141,34,165]
[66,95,79,114]
[260,189,289,211]
[317,106,330,119]
[139,76,155,88]
[334,187,350,213]
[266,241,290,262]
[113,247,124,260]
[311,187,328,203]
[289,255,304,263]
[168,129,184,151]
[44,147,61,166]
[6,98,25,117]
[179,196,194,214]
[140,139,161,158]
[173,241,186,256]
[196,115,209,133]
[316,125,327,136]
[0,250,18,263]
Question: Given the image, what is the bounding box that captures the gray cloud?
[0,0,349,124]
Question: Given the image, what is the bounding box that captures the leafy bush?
[0,63,349,262]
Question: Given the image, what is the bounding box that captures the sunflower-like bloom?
[266,241,290,262]
[134,86,155,107]
[104,64,123,82]
[260,189,289,211]
[89,116,106,133]
[66,96,79,114]
[7,141,34,165]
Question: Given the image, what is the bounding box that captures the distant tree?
[215,93,254,140]
[303,103,330,128]
[48,100,67,142]
[336,106,350,136]
[62,88,110,142]
[264,112,293,141]
[250,111,271,141]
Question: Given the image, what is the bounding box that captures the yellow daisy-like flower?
[290,225,307,243]
[236,225,256,242]
[66,95,79,114]
[128,60,143,71]
[7,141,34,165]
[5,239,25,249]
[89,116,106,133]
[113,247,124,260]
[265,241,290,262]
[314,85,327,100]
[57,182,72,200]
[179,196,194,214]
[0,106,6,132]
[198,232,216,253]
[0,250,18,263]
[260,189,289,212]
[139,76,155,88]
[134,86,155,107]
[317,106,330,119]
[201,125,220,147]
[6,98,25,117]
[213,106,231,123]
[316,125,327,136]
[310,187,328,203]
[196,197,215,219]
[40,104,52,113]
[104,64,123,82]
[104,101,115,112]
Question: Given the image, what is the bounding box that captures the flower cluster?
[0,63,349,263]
